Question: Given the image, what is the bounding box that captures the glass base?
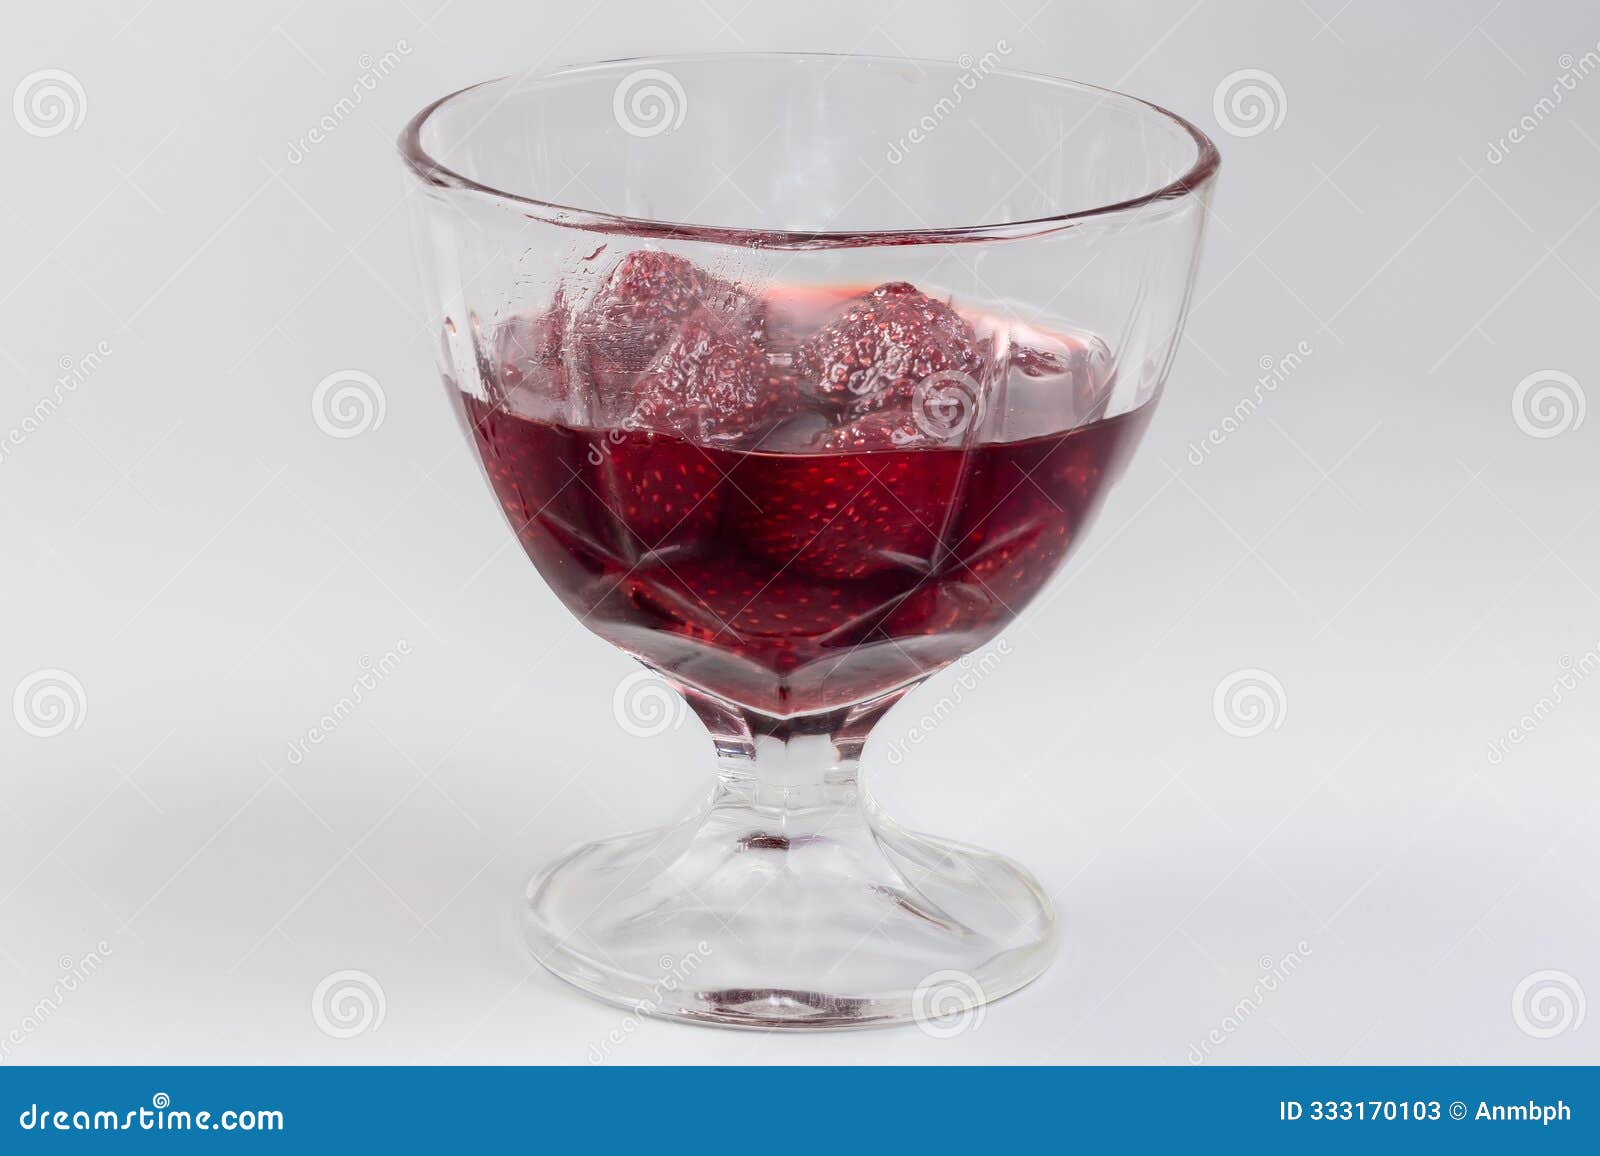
[522,776,1057,1030]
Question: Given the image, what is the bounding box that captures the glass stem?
[679,686,911,830]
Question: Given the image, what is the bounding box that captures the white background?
[3,0,1597,1063]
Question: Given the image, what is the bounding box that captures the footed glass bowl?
[400,53,1217,1029]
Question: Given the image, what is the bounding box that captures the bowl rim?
[398,52,1221,250]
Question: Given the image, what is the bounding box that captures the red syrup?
[458,256,1151,716]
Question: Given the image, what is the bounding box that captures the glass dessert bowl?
[401,54,1217,1029]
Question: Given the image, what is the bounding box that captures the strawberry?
[575,250,765,412]
[728,444,962,580]
[589,429,725,554]
[940,432,1110,614]
[625,308,779,443]
[796,282,984,416]
[818,406,928,452]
